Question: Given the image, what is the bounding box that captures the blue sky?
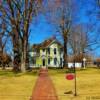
[12,0,99,57]
[29,0,97,43]
[29,15,56,44]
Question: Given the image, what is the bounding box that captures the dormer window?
[54,48,56,55]
[43,49,45,52]
[60,48,63,54]
[47,48,50,54]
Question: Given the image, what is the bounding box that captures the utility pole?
[73,56,77,96]
[73,36,78,96]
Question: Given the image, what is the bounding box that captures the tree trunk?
[20,37,27,72]
[2,63,5,70]
[13,39,21,72]
[63,37,68,68]
[21,52,26,72]
[25,37,29,70]
[13,48,20,72]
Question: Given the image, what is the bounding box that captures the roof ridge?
[33,36,62,49]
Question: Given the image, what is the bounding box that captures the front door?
[43,59,45,66]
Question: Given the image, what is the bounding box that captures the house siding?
[29,40,63,68]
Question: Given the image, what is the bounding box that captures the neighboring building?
[29,37,63,68]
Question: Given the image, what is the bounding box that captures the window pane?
[54,58,57,65]
[48,58,50,64]
[48,48,50,54]
[60,48,63,54]
[43,49,45,52]
[54,48,56,54]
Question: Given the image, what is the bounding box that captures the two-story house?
[29,37,63,68]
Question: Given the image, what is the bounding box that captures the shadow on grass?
[0,67,99,77]
[48,67,100,76]
[0,69,39,77]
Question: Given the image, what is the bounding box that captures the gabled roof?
[33,37,63,49]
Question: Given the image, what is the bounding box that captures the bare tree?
[0,0,43,72]
[68,23,98,68]
[0,19,10,69]
[69,24,88,55]
[44,0,77,68]
[86,0,100,48]
[0,22,9,53]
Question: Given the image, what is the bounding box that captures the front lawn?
[0,68,38,100]
[0,67,100,100]
[49,67,100,100]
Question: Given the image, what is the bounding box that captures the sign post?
[73,61,77,96]
[65,65,77,96]
[83,58,86,69]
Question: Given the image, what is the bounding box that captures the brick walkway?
[31,68,58,100]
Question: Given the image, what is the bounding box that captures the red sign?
[66,73,74,80]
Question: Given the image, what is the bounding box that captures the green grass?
[0,68,38,100]
[48,67,100,100]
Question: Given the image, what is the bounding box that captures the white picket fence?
[68,63,82,68]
